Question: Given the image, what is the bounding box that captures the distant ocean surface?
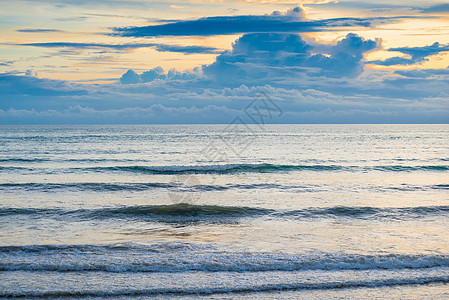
[1,124,448,298]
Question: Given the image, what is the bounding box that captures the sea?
[0,124,448,298]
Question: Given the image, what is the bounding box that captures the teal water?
[0,124,448,298]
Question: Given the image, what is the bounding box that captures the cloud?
[420,4,449,13]
[153,44,220,54]
[1,2,447,126]
[18,0,172,8]
[1,81,447,124]
[1,68,448,125]
[25,70,38,77]
[0,74,87,98]
[0,104,240,125]
[389,42,449,59]
[395,66,449,78]
[120,70,141,84]
[120,67,199,84]
[16,28,63,33]
[55,16,88,22]
[115,33,379,86]
[112,6,401,37]
[0,60,14,66]
[306,33,380,77]
[14,42,220,54]
[203,32,380,83]
[371,42,449,66]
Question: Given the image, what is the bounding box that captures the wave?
[0,182,176,192]
[433,184,449,189]
[371,165,449,172]
[1,181,447,193]
[2,275,449,298]
[0,158,49,162]
[275,205,449,220]
[82,164,342,174]
[1,204,448,222]
[0,182,282,192]
[0,157,145,163]
[0,166,33,171]
[0,181,314,192]
[93,203,271,219]
[0,243,145,255]
[0,204,272,223]
[1,163,448,175]
[83,164,449,174]
[1,243,449,272]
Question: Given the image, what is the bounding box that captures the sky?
[1,0,449,124]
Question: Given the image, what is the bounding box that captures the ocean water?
[0,124,448,298]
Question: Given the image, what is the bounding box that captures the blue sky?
[1,0,448,124]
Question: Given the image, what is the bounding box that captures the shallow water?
[0,124,448,298]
